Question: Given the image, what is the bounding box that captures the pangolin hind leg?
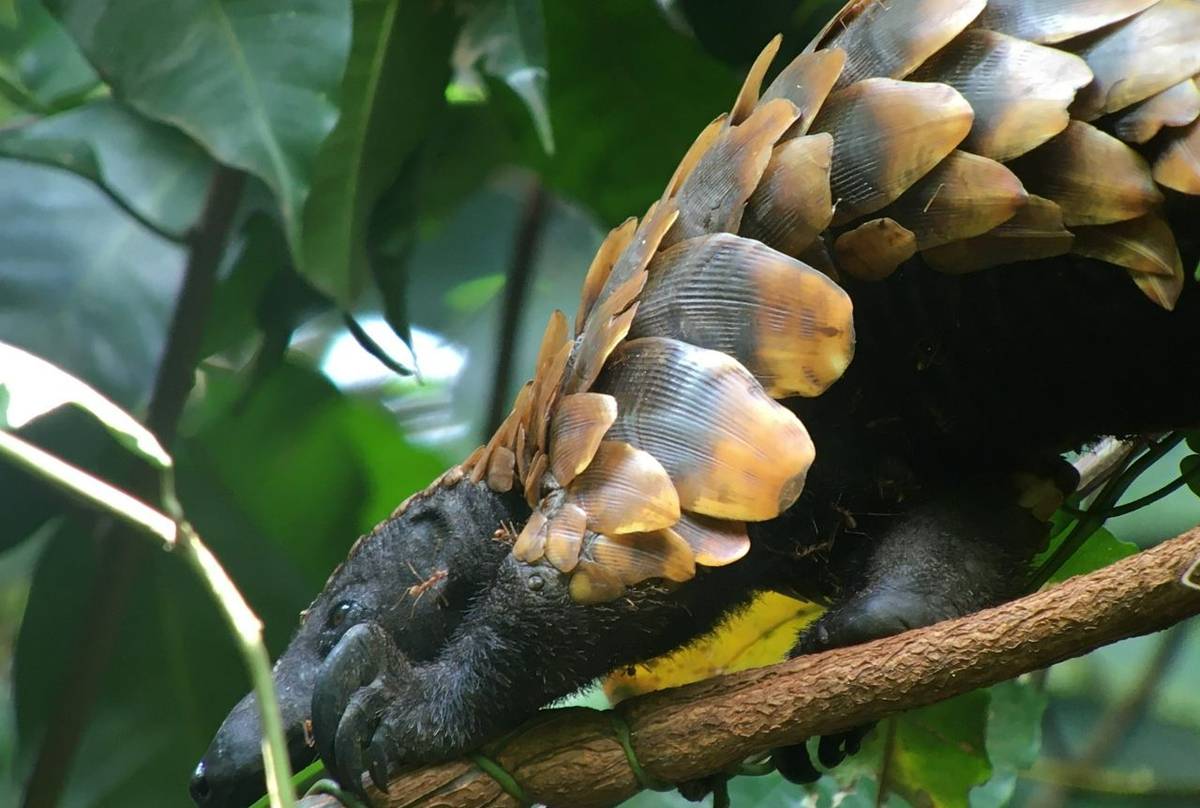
[774,473,1069,782]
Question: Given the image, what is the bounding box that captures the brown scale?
[463,0,1200,603]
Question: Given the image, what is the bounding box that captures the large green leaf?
[0,157,182,554]
[46,0,352,256]
[0,98,213,239]
[0,0,98,112]
[299,0,457,306]
[508,0,741,223]
[885,691,993,808]
[0,159,183,409]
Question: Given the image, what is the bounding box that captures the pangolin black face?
[190,480,524,807]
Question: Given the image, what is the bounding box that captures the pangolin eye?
[327,600,356,629]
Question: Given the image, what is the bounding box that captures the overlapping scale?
[565,441,681,535]
[663,98,800,245]
[548,393,618,486]
[921,195,1075,273]
[834,217,918,281]
[470,2,1200,604]
[910,29,1092,162]
[544,504,588,573]
[671,512,751,566]
[1071,214,1187,309]
[977,0,1158,44]
[760,49,847,138]
[564,201,679,395]
[877,151,1029,249]
[810,0,985,89]
[809,78,974,225]
[741,133,835,256]
[1068,0,1200,120]
[1153,119,1200,194]
[568,560,626,604]
[1110,79,1200,143]
[1008,121,1162,225]
[598,338,815,521]
[730,34,782,125]
[1129,261,1186,311]
[575,218,636,334]
[629,233,854,398]
[588,529,696,586]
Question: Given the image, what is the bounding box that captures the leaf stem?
[0,427,296,808]
[1029,433,1183,589]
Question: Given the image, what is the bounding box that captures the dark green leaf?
[453,0,553,153]
[46,0,352,257]
[513,0,741,223]
[1183,455,1200,496]
[0,98,212,239]
[202,213,291,359]
[299,0,457,307]
[0,159,183,408]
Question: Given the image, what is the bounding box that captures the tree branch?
[298,526,1200,808]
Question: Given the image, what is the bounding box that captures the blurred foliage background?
[0,0,1197,806]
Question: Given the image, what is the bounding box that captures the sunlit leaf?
[0,98,212,239]
[0,342,170,468]
[46,0,351,257]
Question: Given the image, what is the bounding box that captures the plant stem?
[20,165,247,808]
[484,178,549,437]
[0,427,296,807]
[1029,433,1183,589]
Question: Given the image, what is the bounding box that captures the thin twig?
[341,313,416,378]
[484,179,549,437]
[1029,433,1184,589]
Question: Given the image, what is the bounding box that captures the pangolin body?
[455,0,1200,602]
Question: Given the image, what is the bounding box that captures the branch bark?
[298,525,1200,808]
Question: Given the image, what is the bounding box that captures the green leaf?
[970,681,1046,808]
[46,0,352,257]
[0,0,98,111]
[884,691,993,808]
[1035,524,1137,584]
[299,0,457,306]
[453,0,553,154]
[0,342,170,468]
[0,159,184,408]
[1183,454,1200,497]
[202,213,292,358]
[510,0,742,223]
[0,98,213,239]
